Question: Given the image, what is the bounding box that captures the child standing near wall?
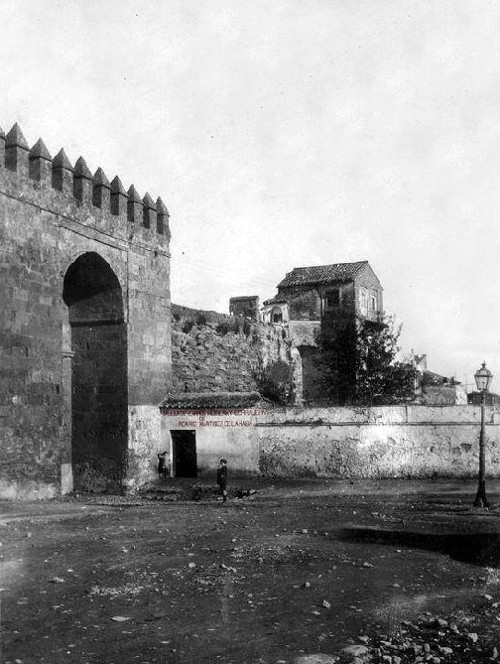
[217,458,228,503]
[157,451,169,479]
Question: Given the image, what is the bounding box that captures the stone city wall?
[0,122,171,498]
[171,303,293,395]
[127,405,165,489]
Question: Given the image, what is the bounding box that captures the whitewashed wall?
[161,408,260,478]
[257,405,500,478]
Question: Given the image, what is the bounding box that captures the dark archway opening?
[63,253,128,492]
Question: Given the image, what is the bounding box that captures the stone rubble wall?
[170,303,293,394]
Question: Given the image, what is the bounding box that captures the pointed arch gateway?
[63,252,128,491]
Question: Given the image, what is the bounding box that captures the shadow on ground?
[337,526,500,567]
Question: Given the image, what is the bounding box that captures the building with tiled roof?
[276,261,371,289]
[263,260,382,329]
[262,260,383,405]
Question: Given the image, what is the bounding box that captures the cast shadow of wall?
[337,527,500,567]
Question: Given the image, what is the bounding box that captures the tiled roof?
[277,261,369,289]
[263,296,287,306]
[161,391,264,409]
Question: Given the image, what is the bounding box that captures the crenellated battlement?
[0,122,171,248]
[0,121,173,500]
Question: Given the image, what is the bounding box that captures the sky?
[0,0,499,389]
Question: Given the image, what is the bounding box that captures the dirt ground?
[3,478,500,664]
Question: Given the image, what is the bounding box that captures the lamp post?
[473,362,493,508]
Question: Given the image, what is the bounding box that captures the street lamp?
[473,362,493,508]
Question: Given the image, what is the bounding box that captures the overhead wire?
[171,253,281,293]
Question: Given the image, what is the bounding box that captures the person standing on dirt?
[217,458,228,503]
[157,451,169,479]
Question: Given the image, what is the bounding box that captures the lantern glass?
[475,362,493,392]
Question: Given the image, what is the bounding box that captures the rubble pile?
[340,611,499,664]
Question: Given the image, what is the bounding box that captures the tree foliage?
[354,315,417,405]
[251,355,294,405]
[320,314,417,406]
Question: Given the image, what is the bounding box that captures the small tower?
[229,296,260,322]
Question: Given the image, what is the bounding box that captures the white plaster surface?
[257,405,500,478]
[161,409,260,477]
